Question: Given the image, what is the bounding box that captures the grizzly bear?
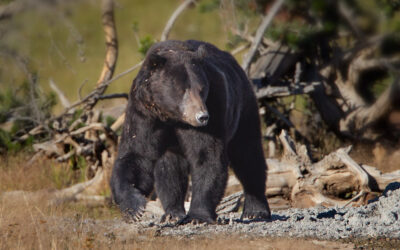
[110,40,271,224]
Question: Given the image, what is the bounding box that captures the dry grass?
[0,190,352,250]
[0,154,80,192]
[0,153,355,249]
[0,194,352,250]
[0,192,119,250]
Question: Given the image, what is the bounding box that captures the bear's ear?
[148,53,167,69]
[196,45,207,59]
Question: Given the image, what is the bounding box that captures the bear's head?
[134,44,210,127]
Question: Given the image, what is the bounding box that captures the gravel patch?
[129,182,400,240]
[52,182,400,243]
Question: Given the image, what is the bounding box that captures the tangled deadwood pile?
[216,130,400,214]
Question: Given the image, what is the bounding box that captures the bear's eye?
[178,87,185,95]
[199,85,209,99]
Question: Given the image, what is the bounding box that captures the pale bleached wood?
[160,0,197,41]
[241,0,285,72]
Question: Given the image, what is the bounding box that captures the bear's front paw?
[241,195,271,221]
[160,212,185,224]
[121,206,145,223]
[119,195,147,223]
[241,210,271,221]
[177,213,215,225]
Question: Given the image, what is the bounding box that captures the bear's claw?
[121,206,145,223]
[177,214,215,225]
[240,210,271,222]
[160,213,185,224]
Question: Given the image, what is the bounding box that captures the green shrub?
[138,35,155,57]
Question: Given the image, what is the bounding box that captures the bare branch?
[338,1,364,39]
[361,78,399,123]
[265,104,294,128]
[255,81,321,99]
[52,168,105,203]
[241,0,285,73]
[49,78,71,108]
[110,113,125,131]
[230,26,278,48]
[111,61,144,82]
[352,57,400,81]
[231,44,249,56]
[69,123,105,136]
[54,61,142,119]
[160,0,197,41]
[339,77,400,139]
[335,146,370,191]
[216,191,243,214]
[97,93,128,100]
[18,125,45,141]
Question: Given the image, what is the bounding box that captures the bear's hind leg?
[154,150,189,222]
[228,113,271,220]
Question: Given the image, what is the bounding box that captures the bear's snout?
[182,108,209,127]
[180,88,209,127]
[195,111,209,126]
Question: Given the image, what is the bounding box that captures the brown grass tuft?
[0,153,86,192]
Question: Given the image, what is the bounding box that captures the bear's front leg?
[154,150,189,223]
[110,154,155,222]
[176,129,228,224]
[110,108,167,222]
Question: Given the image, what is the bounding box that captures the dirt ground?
[0,152,399,249]
[0,196,355,250]
[0,186,351,250]
[2,193,399,250]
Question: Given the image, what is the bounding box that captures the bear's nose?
[195,111,209,126]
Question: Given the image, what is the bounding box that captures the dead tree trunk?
[244,36,400,141]
[313,43,400,140]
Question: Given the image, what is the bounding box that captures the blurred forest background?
[0,0,226,112]
[0,0,400,208]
